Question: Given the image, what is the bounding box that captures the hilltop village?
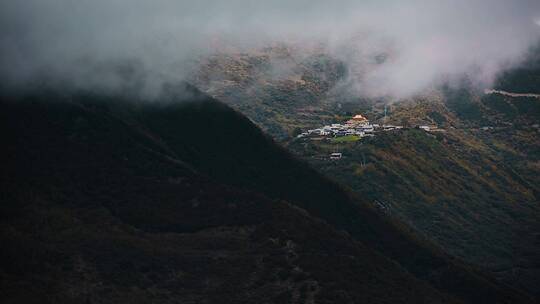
[297,114,435,140]
[296,114,437,159]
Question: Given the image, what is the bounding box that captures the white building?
[330,153,342,160]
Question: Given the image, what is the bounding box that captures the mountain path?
[484,89,540,99]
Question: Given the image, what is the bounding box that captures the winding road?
[484,89,540,99]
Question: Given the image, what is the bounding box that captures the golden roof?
[351,114,367,121]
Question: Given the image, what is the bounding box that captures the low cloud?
[1,0,539,98]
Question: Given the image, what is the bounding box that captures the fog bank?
[1,0,539,98]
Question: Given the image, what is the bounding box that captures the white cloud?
[1,0,539,98]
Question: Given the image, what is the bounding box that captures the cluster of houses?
[297,114,405,140]
[296,113,438,160]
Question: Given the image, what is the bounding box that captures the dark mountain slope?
[0,87,530,303]
[494,45,540,94]
[0,91,462,304]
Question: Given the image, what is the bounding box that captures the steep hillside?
[289,90,540,297]
[0,87,529,303]
[192,45,346,139]
[0,89,457,304]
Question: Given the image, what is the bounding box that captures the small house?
[330,153,342,160]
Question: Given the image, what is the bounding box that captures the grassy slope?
[192,47,346,140]
[289,94,540,296]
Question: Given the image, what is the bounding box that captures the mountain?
[0,85,530,303]
[191,46,540,299]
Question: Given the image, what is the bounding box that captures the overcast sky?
[1,0,539,97]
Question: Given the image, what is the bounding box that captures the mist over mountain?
[1,0,539,98]
[2,2,540,303]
